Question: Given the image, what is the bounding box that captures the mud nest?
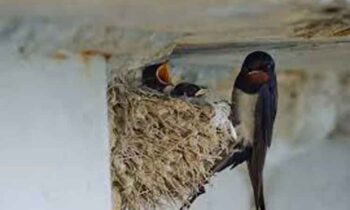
[293,10,350,38]
[108,74,236,210]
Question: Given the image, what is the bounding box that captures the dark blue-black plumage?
[239,51,277,210]
[258,75,277,147]
[179,51,278,210]
[170,82,207,98]
[141,61,172,92]
[246,51,278,148]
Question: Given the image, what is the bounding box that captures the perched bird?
[141,61,173,92]
[215,51,278,210]
[179,51,278,210]
[170,82,207,98]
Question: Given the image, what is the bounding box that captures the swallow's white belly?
[233,89,258,146]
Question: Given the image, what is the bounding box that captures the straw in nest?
[109,76,237,210]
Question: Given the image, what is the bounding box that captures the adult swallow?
[215,51,278,210]
[179,51,277,210]
[141,61,173,92]
[170,82,207,98]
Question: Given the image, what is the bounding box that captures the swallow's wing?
[247,81,277,210]
[256,80,277,147]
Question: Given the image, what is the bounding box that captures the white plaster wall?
[0,14,349,210]
[189,137,350,210]
[0,47,111,210]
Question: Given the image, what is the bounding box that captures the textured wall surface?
[0,44,110,210]
[0,0,349,209]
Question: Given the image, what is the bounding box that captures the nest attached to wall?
[108,74,236,210]
[292,9,350,38]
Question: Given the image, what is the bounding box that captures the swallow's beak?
[194,88,207,97]
[156,63,173,85]
[246,70,269,85]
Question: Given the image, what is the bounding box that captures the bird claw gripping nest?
[108,75,238,210]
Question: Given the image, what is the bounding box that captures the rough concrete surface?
[0,0,349,209]
[0,46,110,210]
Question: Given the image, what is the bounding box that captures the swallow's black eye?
[266,63,272,69]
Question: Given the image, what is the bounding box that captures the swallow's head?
[155,62,172,85]
[171,83,207,98]
[235,51,275,94]
[142,61,173,91]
